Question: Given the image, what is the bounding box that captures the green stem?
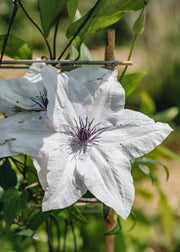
[9,157,38,177]
[46,219,53,252]
[119,35,137,82]
[53,15,61,60]
[70,220,77,252]
[51,215,61,252]
[18,1,53,59]
[62,220,68,252]
[31,238,38,252]
[57,0,101,60]
[23,155,27,181]
[0,1,18,64]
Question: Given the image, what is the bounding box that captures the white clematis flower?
[0,60,47,116]
[0,66,172,219]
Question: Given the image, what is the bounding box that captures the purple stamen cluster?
[31,88,48,111]
[67,117,105,146]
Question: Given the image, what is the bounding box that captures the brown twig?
[18,1,53,59]
[0,0,18,64]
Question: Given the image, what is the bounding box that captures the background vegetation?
[0,0,180,251]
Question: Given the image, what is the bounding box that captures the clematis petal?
[65,65,111,85]
[42,149,87,211]
[66,66,125,124]
[77,146,134,220]
[24,59,45,83]
[0,141,19,158]
[0,61,45,115]
[0,112,54,157]
[10,131,52,157]
[89,69,125,124]
[0,114,33,158]
[101,109,173,160]
[32,155,48,190]
[42,66,92,129]
[0,112,38,135]
[10,131,74,193]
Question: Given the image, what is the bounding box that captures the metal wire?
[0,59,133,70]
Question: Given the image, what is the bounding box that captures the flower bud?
[133,11,146,35]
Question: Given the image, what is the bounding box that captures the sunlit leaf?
[0,158,17,190]
[16,229,39,240]
[0,34,32,59]
[138,164,154,182]
[38,0,66,37]
[153,106,179,123]
[119,71,147,97]
[67,0,79,23]
[136,188,154,199]
[66,0,149,50]
[72,43,94,61]
[132,156,169,181]
[71,9,94,61]
[2,189,28,228]
[140,90,156,115]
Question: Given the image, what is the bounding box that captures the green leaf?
[152,106,179,123]
[2,189,28,228]
[103,204,112,221]
[0,34,32,59]
[72,43,94,61]
[136,188,153,199]
[67,0,79,23]
[55,206,88,224]
[0,191,4,211]
[119,71,147,97]
[39,0,67,37]
[66,0,149,50]
[138,164,154,182]
[132,157,169,181]
[133,10,146,35]
[0,158,17,190]
[127,211,136,231]
[70,206,88,224]
[28,210,51,231]
[140,90,156,115]
[140,157,169,180]
[16,229,39,240]
[71,9,94,60]
[105,216,121,235]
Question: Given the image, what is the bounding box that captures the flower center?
[31,88,48,111]
[78,128,91,143]
[66,117,105,147]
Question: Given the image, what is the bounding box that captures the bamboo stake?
[105,210,116,252]
[105,29,115,63]
[104,29,116,252]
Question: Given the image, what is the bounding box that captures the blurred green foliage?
[0,0,180,252]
